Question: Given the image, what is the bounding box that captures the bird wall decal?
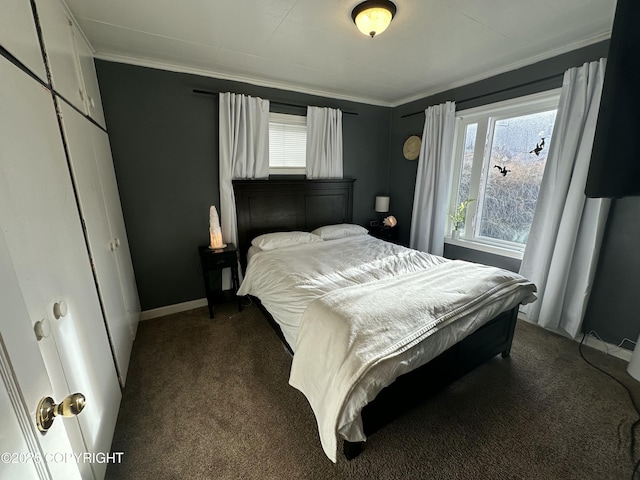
[530,137,545,156]
[494,165,511,176]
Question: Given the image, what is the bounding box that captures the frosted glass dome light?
[352,1,397,38]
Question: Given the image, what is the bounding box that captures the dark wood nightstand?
[198,243,242,318]
[368,223,399,243]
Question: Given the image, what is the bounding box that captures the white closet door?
[1,230,82,480]
[0,0,47,81]
[0,57,120,480]
[60,102,133,384]
[72,24,106,128]
[34,0,85,112]
[91,127,141,341]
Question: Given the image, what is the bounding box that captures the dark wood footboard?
[343,306,518,459]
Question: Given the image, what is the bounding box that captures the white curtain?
[409,101,456,256]
[219,92,269,288]
[519,59,610,338]
[306,106,343,179]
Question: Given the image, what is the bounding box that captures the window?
[269,112,306,174]
[448,90,560,257]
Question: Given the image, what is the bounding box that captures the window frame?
[447,89,561,259]
[268,112,307,175]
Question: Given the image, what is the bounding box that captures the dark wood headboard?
[233,178,355,271]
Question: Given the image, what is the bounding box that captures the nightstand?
[368,223,399,243]
[198,243,242,319]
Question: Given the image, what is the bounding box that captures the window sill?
[269,167,306,175]
[444,236,524,260]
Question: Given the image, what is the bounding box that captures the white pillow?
[251,231,322,251]
[311,223,368,240]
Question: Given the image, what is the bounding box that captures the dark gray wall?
[583,197,640,344]
[443,245,521,273]
[96,61,391,310]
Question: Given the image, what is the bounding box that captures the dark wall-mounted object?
[586,0,640,198]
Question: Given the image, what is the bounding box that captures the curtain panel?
[519,59,610,338]
[219,92,270,287]
[409,101,456,256]
[306,106,343,179]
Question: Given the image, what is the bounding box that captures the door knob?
[36,393,86,432]
[53,300,67,319]
[34,318,51,340]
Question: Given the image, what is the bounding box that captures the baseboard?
[517,310,632,362]
[581,335,633,362]
[140,298,208,321]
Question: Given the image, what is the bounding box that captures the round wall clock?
[403,135,421,160]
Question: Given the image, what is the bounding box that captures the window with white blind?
[269,112,307,174]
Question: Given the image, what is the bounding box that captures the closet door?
[0,0,47,81]
[34,0,85,112]
[71,23,106,128]
[0,230,82,480]
[0,56,120,480]
[60,102,133,384]
[91,127,141,340]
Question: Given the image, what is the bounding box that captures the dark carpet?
[106,302,640,480]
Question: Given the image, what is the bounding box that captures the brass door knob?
[36,393,86,432]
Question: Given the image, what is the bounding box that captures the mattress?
[237,234,537,461]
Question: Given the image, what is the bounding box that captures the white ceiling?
[63,0,617,107]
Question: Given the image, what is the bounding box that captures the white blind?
[269,113,307,168]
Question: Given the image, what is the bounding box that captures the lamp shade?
[375,195,390,213]
[352,1,397,38]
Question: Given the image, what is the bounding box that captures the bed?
[233,179,537,462]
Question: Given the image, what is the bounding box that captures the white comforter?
[237,235,537,461]
[238,235,449,348]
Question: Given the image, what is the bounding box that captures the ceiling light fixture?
[351,0,397,38]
